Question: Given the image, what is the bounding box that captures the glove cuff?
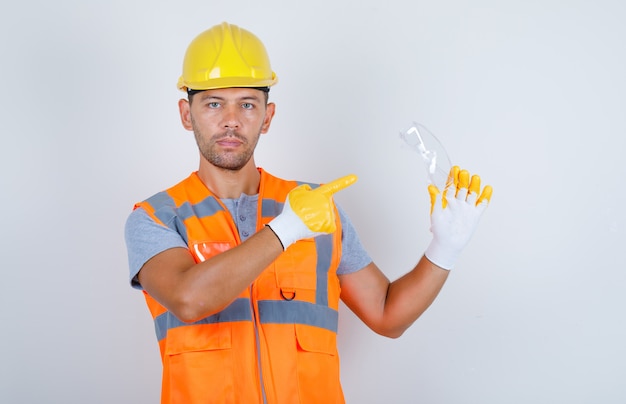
[424,239,461,270]
[267,214,297,251]
[265,224,285,250]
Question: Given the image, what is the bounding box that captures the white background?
[1,0,625,403]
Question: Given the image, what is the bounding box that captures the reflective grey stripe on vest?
[154,298,253,341]
[155,298,340,341]
[315,235,332,306]
[258,300,338,332]
[145,192,225,245]
[261,198,282,218]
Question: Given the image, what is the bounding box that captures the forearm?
[381,255,449,338]
[340,256,449,339]
[190,228,283,315]
[141,226,283,322]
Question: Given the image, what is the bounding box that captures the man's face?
[179,87,275,171]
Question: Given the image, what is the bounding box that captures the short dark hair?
[187,87,270,104]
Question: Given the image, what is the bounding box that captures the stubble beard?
[191,117,260,172]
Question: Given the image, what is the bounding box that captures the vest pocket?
[164,323,235,403]
[294,324,343,403]
[272,239,318,299]
[295,323,336,355]
[164,322,232,355]
[190,241,234,262]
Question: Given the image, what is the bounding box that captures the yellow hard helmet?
[177,22,278,92]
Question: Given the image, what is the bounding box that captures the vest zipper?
[250,283,268,404]
[228,197,268,402]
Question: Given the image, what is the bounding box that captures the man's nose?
[222,105,241,129]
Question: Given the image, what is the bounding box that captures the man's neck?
[197,161,261,199]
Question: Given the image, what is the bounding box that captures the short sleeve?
[124,207,188,289]
[336,204,372,275]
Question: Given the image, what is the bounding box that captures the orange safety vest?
[135,168,345,404]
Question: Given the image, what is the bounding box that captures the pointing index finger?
[316,174,358,197]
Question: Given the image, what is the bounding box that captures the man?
[125,21,492,404]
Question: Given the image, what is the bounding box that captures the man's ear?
[178,98,193,130]
[261,102,276,134]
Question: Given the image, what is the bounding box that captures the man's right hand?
[425,166,492,270]
[267,174,358,250]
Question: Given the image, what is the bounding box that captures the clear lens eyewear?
[400,122,453,190]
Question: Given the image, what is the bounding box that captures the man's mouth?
[215,133,245,147]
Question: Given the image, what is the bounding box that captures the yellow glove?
[426,166,492,269]
[428,166,492,213]
[268,174,358,250]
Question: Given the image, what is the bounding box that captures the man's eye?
[208,102,220,108]
[242,103,254,109]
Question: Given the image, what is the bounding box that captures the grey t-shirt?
[125,193,372,289]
